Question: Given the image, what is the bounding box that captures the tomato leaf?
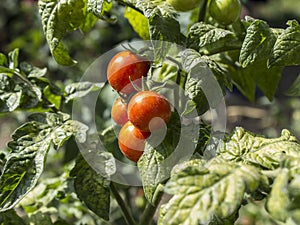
[0,112,88,212]
[124,7,150,40]
[217,127,300,170]
[286,74,300,96]
[134,0,183,60]
[269,20,300,67]
[43,85,62,109]
[0,53,8,66]
[87,0,114,22]
[181,49,226,115]
[0,74,41,112]
[8,49,19,69]
[149,15,184,61]
[64,81,104,103]
[38,0,100,66]
[70,153,111,221]
[239,19,277,68]
[187,22,239,55]
[137,113,199,204]
[20,62,47,78]
[136,0,177,19]
[215,50,282,101]
[0,209,27,225]
[158,159,261,225]
[266,169,290,222]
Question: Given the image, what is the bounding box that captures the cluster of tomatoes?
[107,51,172,162]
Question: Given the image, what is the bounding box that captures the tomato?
[111,98,129,126]
[118,121,150,162]
[209,0,241,25]
[107,51,150,95]
[166,0,201,12]
[128,91,171,132]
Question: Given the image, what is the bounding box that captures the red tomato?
[118,121,150,162]
[111,98,129,126]
[107,51,150,95]
[128,91,171,132]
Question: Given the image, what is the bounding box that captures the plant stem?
[110,182,137,225]
[14,70,33,87]
[198,0,209,22]
[139,184,164,225]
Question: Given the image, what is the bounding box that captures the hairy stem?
[110,182,137,225]
[139,184,165,225]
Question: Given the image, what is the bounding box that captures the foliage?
[0,0,300,225]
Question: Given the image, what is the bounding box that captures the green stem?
[139,184,164,225]
[198,0,209,22]
[14,70,33,87]
[110,183,137,225]
[262,168,282,179]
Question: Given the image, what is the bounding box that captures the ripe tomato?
[166,0,201,12]
[209,0,241,25]
[128,91,171,132]
[107,51,150,95]
[118,121,150,162]
[111,98,129,126]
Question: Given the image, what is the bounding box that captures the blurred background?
[0,0,300,224]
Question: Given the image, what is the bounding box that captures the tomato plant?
[127,91,171,131]
[118,121,150,162]
[107,50,150,95]
[1,1,300,225]
[111,97,129,126]
[209,0,242,25]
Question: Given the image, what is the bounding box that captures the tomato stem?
[110,182,138,225]
[198,0,209,22]
[139,184,164,225]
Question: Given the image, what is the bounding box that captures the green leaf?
[64,81,104,103]
[215,51,282,101]
[20,62,47,78]
[149,15,184,61]
[187,22,239,55]
[135,0,183,60]
[38,0,98,65]
[137,112,200,204]
[0,112,88,212]
[43,85,62,109]
[124,7,150,40]
[158,159,261,225]
[8,49,19,69]
[0,90,22,112]
[0,53,8,66]
[0,209,27,225]
[286,74,300,96]
[136,0,177,19]
[217,127,300,170]
[266,169,290,222]
[87,0,114,22]
[269,20,300,67]
[239,19,277,68]
[70,154,111,220]
[99,125,124,159]
[137,113,180,204]
[181,49,226,115]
